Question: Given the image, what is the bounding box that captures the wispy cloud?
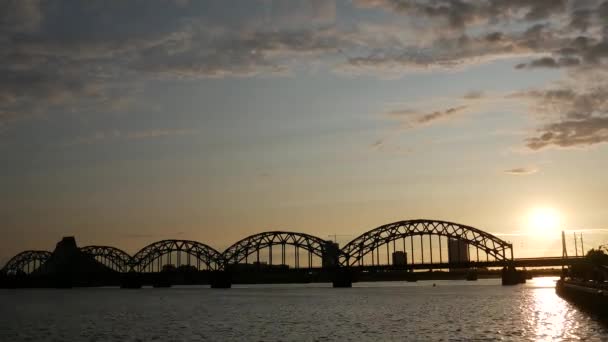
[463,91,484,100]
[369,139,413,155]
[504,167,538,175]
[63,128,196,147]
[387,105,469,129]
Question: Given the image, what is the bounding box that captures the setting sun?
[528,208,561,234]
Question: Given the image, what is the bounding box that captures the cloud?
[338,23,566,75]
[385,104,469,130]
[374,90,522,152]
[514,86,608,120]
[2,0,608,152]
[370,139,385,149]
[132,29,344,78]
[569,9,593,32]
[510,73,608,150]
[343,1,608,76]
[504,167,538,175]
[0,0,42,34]
[463,91,484,100]
[415,105,468,125]
[355,0,568,29]
[526,117,608,150]
[0,0,345,124]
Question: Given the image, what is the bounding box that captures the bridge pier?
[331,268,353,288]
[501,266,526,285]
[210,271,232,288]
[120,272,142,289]
[152,273,172,288]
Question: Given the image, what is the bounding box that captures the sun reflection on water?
[528,276,558,288]
[525,277,579,341]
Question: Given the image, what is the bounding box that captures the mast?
[561,231,567,275]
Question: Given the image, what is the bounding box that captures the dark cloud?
[569,9,593,32]
[510,1,608,70]
[340,22,570,73]
[355,0,568,29]
[530,57,559,68]
[132,29,344,78]
[485,32,504,42]
[516,56,581,69]
[0,0,42,34]
[348,1,606,74]
[342,33,522,72]
[0,0,342,123]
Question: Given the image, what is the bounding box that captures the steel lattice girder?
[222,231,330,265]
[3,220,515,273]
[80,246,133,273]
[131,240,222,271]
[340,219,513,266]
[1,250,52,275]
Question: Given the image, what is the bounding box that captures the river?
[1,277,607,341]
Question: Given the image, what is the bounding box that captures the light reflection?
[527,277,576,341]
[528,276,558,288]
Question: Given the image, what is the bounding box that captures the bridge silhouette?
[1,219,583,288]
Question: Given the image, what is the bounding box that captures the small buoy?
[432,283,436,287]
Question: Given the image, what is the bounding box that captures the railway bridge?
[1,219,582,288]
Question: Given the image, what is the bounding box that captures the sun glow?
[527,207,561,234]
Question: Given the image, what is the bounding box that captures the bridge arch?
[222,231,333,268]
[2,250,52,275]
[340,219,513,267]
[80,246,133,273]
[131,240,222,272]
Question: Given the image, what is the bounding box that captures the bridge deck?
[352,256,584,271]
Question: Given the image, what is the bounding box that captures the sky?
[2,0,608,263]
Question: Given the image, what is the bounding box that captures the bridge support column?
[331,268,353,288]
[210,271,231,289]
[152,272,172,288]
[120,272,142,289]
[501,266,526,285]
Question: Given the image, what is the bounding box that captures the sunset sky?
[2,0,608,264]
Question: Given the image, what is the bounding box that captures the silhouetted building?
[322,241,340,268]
[448,238,469,272]
[392,251,407,267]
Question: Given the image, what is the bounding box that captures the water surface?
[1,278,606,341]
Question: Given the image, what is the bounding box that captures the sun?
[527,207,561,234]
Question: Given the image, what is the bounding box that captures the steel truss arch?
[2,250,52,275]
[132,240,222,272]
[222,231,331,266]
[80,246,133,273]
[340,219,513,266]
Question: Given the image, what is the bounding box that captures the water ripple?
[1,278,607,341]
